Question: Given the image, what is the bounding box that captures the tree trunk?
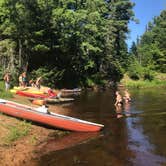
[18,39,22,68]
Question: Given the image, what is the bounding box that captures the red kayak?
[0,99,104,132]
[16,90,56,98]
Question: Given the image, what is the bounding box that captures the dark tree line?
[0,0,135,87]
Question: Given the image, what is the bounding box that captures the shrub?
[143,68,155,81]
[127,61,144,80]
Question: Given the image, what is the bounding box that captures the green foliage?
[127,59,155,81]
[0,68,3,80]
[0,0,135,87]
[5,121,31,144]
[127,60,144,80]
[106,60,124,82]
[131,10,166,74]
[0,81,13,98]
[31,67,65,88]
[33,44,50,52]
[122,79,166,89]
[143,68,155,81]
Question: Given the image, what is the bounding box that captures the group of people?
[3,71,43,91]
[19,72,42,89]
[114,89,131,118]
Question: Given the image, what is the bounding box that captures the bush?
[143,68,155,81]
[127,61,143,80]
[107,61,124,82]
[30,67,65,88]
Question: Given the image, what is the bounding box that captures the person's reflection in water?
[115,104,123,118]
[124,102,131,117]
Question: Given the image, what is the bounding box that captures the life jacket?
[47,89,57,98]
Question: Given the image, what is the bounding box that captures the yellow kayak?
[25,89,44,94]
[10,86,29,93]
[10,89,17,93]
[13,86,29,90]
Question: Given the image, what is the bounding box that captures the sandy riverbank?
[0,95,70,166]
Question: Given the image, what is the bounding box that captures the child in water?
[124,89,131,103]
[114,91,123,118]
[114,91,123,106]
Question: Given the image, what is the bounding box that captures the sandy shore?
[0,95,70,166]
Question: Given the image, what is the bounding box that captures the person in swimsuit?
[114,91,123,106]
[36,77,42,89]
[22,72,27,87]
[124,89,131,103]
[3,72,11,91]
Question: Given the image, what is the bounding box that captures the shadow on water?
[35,88,166,166]
[36,132,103,157]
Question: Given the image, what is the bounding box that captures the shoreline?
[0,95,70,166]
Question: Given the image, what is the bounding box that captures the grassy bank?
[0,81,13,98]
[120,73,166,88]
[3,121,32,145]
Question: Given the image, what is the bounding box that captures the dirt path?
[0,95,70,166]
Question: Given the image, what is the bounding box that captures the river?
[37,87,166,166]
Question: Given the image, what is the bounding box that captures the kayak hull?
[0,99,103,132]
[45,98,74,104]
[16,90,49,98]
[30,98,74,106]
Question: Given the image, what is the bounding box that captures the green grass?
[121,73,166,88]
[0,81,13,98]
[122,80,166,88]
[4,121,32,144]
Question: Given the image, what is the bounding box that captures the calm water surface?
[37,88,166,166]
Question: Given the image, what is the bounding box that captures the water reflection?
[115,104,123,118]
[115,101,131,118]
[35,88,166,166]
[36,132,102,157]
[124,102,131,117]
[126,88,166,166]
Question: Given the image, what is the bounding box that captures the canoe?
[10,89,17,93]
[25,89,44,95]
[30,98,74,106]
[31,99,45,106]
[61,88,82,93]
[45,97,74,104]
[13,86,29,90]
[10,87,29,93]
[0,99,104,132]
[16,90,52,98]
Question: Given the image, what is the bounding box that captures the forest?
[0,0,165,88]
[129,10,166,81]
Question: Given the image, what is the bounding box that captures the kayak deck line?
[0,99,104,130]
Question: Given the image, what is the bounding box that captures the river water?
[37,87,166,166]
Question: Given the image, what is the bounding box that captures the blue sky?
[127,0,166,48]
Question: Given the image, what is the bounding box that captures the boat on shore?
[16,90,52,98]
[0,99,104,132]
[61,88,82,93]
[30,97,74,106]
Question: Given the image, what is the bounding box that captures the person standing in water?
[114,91,123,106]
[3,72,11,91]
[114,91,123,118]
[124,89,131,103]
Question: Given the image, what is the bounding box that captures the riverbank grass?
[121,73,166,88]
[0,81,13,98]
[4,121,32,145]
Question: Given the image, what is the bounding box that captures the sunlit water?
[36,88,166,166]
